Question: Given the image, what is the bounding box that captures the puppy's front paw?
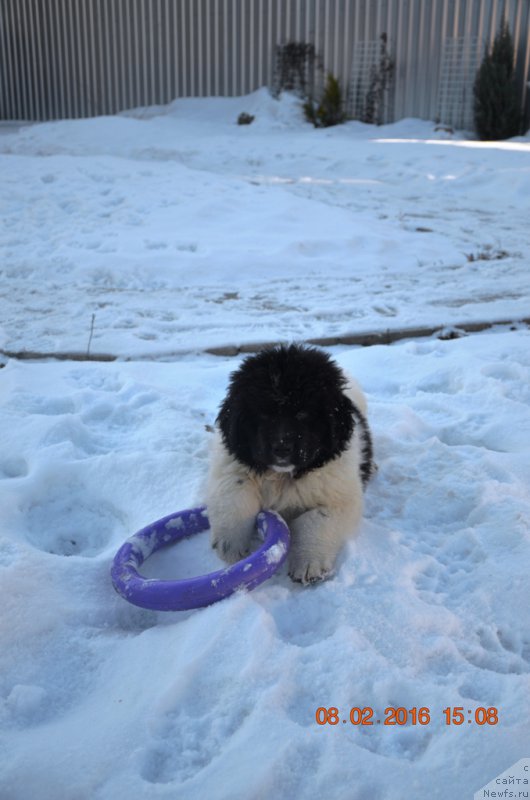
[211,531,252,564]
[288,554,334,585]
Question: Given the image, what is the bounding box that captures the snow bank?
[0,90,529,358]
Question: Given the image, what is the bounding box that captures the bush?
[362,33,395,125]
[271,42,318,100]
[237,112,255,125]
[473,20,521,140]
[304,73,345,128]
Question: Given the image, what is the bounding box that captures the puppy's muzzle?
[271,438,293,464]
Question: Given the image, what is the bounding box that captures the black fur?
[217,344,371,479]
[351,404,374,487]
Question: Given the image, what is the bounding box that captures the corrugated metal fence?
[0,0,529,125]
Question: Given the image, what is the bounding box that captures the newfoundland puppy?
[207,344,374,584]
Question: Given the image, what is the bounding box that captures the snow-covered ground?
[0,91,529,799]
[1,89,530,357]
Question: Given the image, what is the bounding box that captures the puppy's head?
[217,344,354,477]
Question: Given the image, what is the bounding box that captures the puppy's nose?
[272,440,293,460]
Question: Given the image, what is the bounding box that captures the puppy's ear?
[217,396,238,450]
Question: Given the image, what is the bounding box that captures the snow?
[265,541,288,565]
[1,87,530,358]
[0,89,529,799]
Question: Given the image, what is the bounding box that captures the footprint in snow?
[0,457,29,479]
[140,693,253,784]
[23,484,124,557]
[270,590,339,648]
[373,304,397,317]
[355,717,432,762]
[8,393,76,416]
[459,625,530,676]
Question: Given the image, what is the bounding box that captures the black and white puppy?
[207,344,374,584]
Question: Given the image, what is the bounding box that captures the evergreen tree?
[473,20,521,140]
[304,73,345,128]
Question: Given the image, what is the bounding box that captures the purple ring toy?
[111,506,290,611]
